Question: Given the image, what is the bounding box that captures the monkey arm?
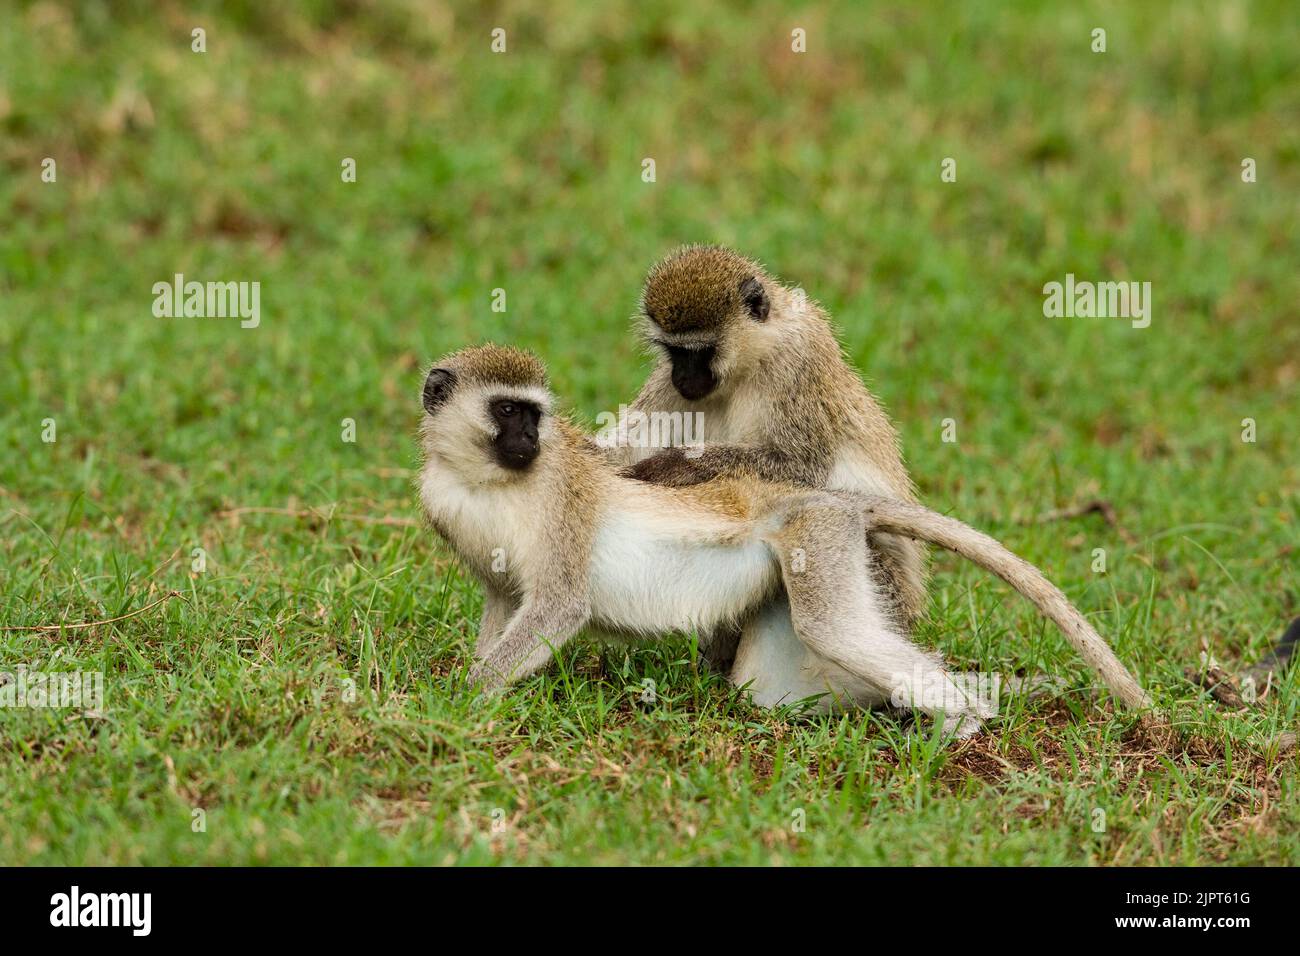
[579,426,631,468]
[595,436,637,469]
[597,377,695,469]
[618,447,713,485]
[475,587,519,659]
[467,595,590,690]
[621,444,813,488]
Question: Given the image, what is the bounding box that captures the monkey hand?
[620,448,717,487]
[466,660,509,693]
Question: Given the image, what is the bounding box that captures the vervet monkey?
[416,345,1149,741]
[616,245,927,630]
[605,244,926,696]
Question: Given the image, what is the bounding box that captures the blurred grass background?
[0,0,1296,864]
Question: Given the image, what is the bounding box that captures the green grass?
[1,0,1297,865]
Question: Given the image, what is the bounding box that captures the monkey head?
[420,344,553,480]
[638,245,784,401]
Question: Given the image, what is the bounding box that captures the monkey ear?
[422,368,456,414]
[739,276,769,322]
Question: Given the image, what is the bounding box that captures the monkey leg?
[767,501,991,737]
[700,623,742,675]
[475,587,519,662]
[467,597,588,690]
[868,530,928,630]
[730,594,885,714]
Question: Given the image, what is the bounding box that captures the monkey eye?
[499,403,517,416]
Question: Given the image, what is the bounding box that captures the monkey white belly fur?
[586,505,780,639]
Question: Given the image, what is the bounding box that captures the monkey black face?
[488,398,541,470]
[666,345,717,401]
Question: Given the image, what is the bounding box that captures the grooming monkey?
[417,345,1149,741]
[605,245,928,697]
[616,245,927,631]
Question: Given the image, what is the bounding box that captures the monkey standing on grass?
[416,344,1149,741]
[609,245,933,705]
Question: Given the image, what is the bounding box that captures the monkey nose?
[673,370,717,401]
[670,347,718,400]
[501,443,539,470]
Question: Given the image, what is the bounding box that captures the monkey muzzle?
[496,442,538,470]
[668,345,718,401]
[494,424,540,471]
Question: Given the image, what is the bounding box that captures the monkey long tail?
[859,496,1152,710]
